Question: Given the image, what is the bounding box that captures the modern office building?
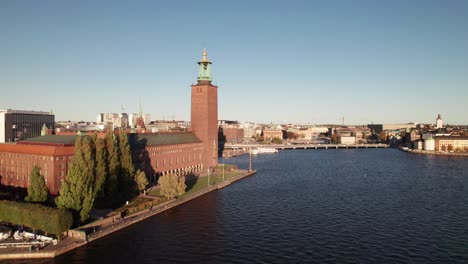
[0,109,54,143]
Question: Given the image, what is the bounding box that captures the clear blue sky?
[1,0,467,125]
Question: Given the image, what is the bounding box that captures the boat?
[250,147,278,155]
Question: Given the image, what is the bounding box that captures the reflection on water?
[15,149,468,263]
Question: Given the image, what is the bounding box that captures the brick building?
[191,49,218,169]
[0,50,219,194]
[219,127,244,143]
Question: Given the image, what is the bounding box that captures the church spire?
[197,49,212,82]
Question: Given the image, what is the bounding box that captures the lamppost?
[207,167,210,187]
[249,147,252,172]
[222,163,225,182]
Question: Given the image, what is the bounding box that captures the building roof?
[0,143,75,156]
[130,132,202,148]
[18,135,77,146]
[434,136,468,140]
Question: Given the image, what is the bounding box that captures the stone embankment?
[408,149,468,156]
[0,169,256,260]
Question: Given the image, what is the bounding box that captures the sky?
[1,0,468,125]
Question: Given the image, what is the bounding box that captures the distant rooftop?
[0,109,52,115]
[16,132,202,148]
[130,132,202,147]
[18,135,77,146]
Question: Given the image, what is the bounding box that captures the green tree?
[135,170,148,193]
[104,131,120,207]
[447,144,454,151]
[118,129,135,201]
[379,132,387,143]
[158,174,186,199]
[55,136,96,224]
[272,137,283,144]
[93,136,108,207]
[331,134,339,144]
[25,165,49,203]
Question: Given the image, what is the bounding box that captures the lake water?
[25,149,468,263]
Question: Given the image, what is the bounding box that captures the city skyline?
[1,1,468,125]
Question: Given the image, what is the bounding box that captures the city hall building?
[0,51,219,195]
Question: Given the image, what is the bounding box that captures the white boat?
[251,147,278,155]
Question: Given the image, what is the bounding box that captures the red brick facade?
[191,81,219,169]
[0,142,74,195]
[0,133,207,195]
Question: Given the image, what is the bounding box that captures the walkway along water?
[0,169,256,260]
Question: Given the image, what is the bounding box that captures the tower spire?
[197,49,212,83]
[139,98,142,117]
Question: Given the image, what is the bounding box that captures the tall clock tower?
[191,49,218,169]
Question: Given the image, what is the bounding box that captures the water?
[19,149,468,263]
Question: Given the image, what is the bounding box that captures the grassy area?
[147,170,242,199]
[114,196,154,213]
[109,170,243,217]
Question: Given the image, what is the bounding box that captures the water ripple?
[43,149,468,264]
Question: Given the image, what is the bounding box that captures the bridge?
[223,143,389,151]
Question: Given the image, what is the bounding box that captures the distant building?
[435,136,468,151]
[436,114,443,129]
[340,136,356,145]
[0,109,54,143]
[97,113,129,129]
[219,127,244,143]
[368,123,417,134]
[424,137,435,151]
[262,128,283,141]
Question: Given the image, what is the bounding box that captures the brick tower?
[191,49,218,170]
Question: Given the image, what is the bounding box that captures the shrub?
[0,200,72,235]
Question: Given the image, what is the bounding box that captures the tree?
[25,166,49,203]
[93,136,108,207]
[55,136,96,224]
[285,132,299,140]
[104,131,120,207]
[118,129,136,201]
[331,134,339,144]
[447,144,454,151]
[134,170,148,193]
[158,174,186,199]
[379,132,387,143]
[272,137,283,144]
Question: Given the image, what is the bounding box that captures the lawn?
[147,170,242,199]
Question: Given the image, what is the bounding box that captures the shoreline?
[0,169,256,260]
[407,149,468,157]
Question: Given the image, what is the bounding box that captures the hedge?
[0,200,73,235]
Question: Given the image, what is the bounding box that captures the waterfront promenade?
[0,169,256,260]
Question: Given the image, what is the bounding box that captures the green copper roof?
[19,133,201,147]
[130,132,202,148]
[19,135,77,145]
